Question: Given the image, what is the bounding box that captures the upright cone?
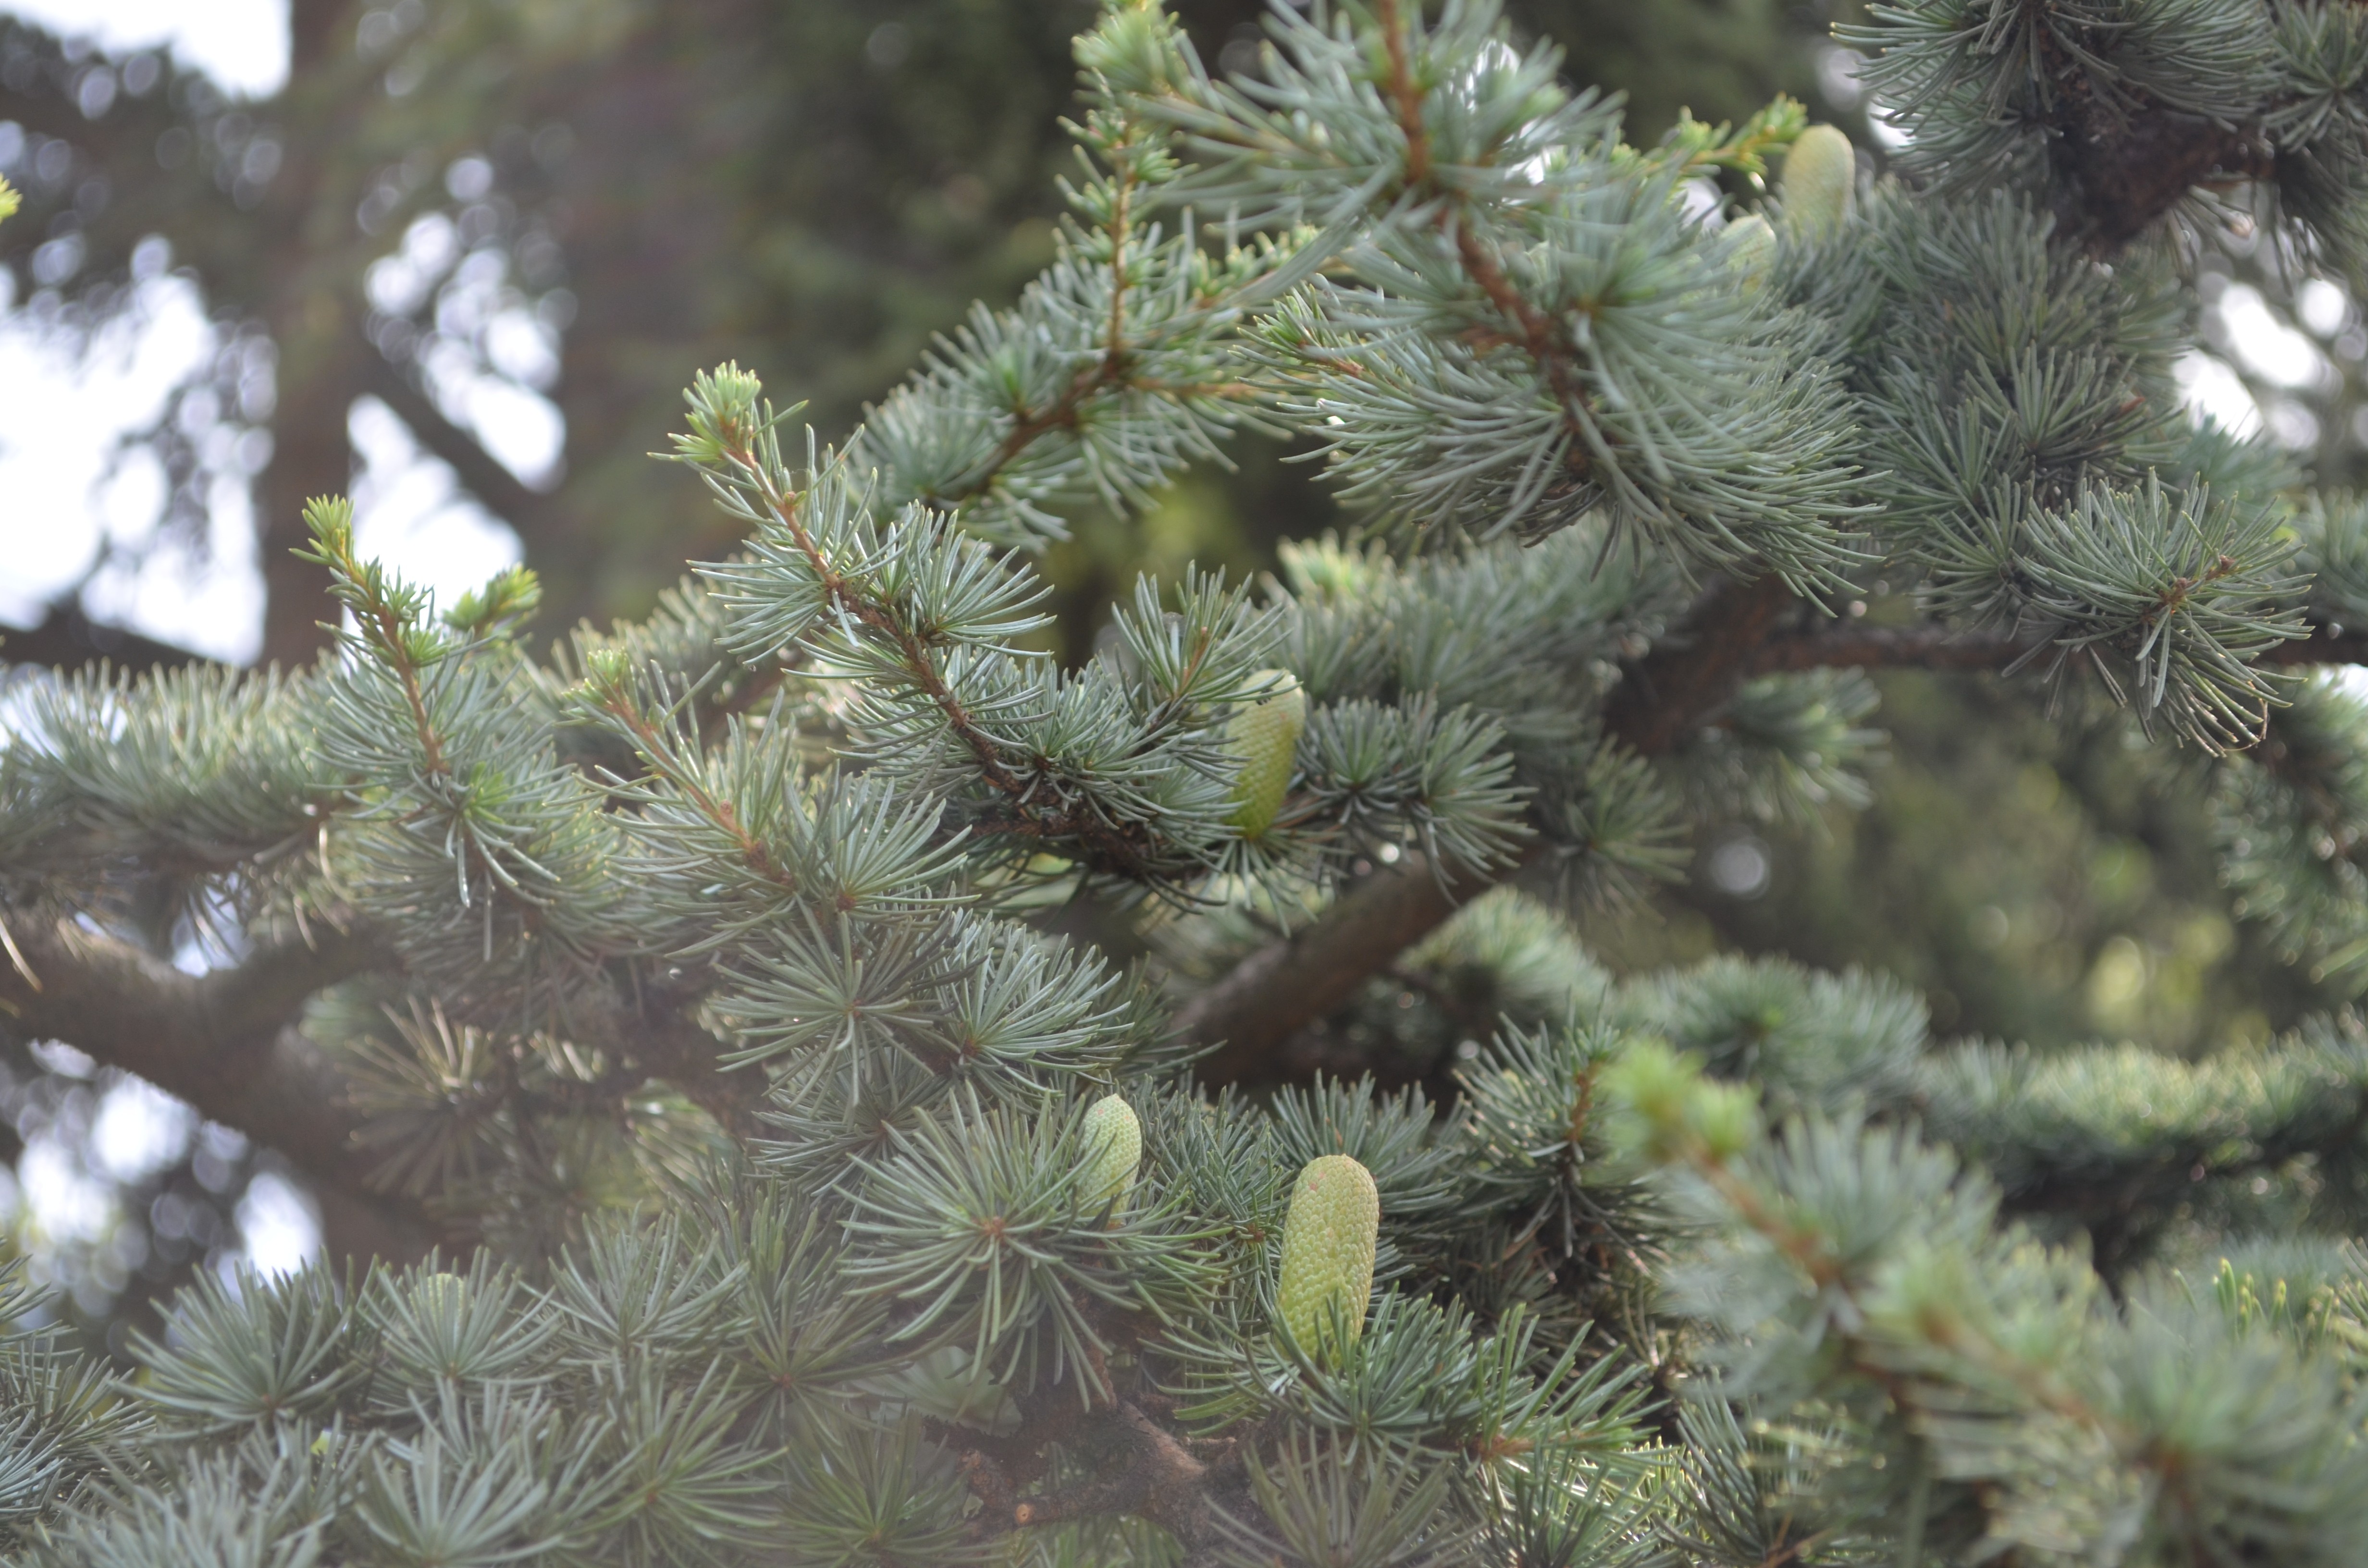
[1725,212,1776,288]
[1080,1093,1142,1216]
[1781,124,1856,238]
[1226,670,1307,840]
[1276,1154,1380,1363]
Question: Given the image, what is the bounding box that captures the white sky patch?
[28,1040,93,1077]
[0,273,238,631]
[16,1137,111,1245]
[1677,178,1722,226]
[2173,350,2263,437]
[420,344,566,487]
[79,475,267,663]
[2217,283,2332,390]
[1816,46,1868,110]
[90,1076,197,1184]
[368,212,461,316]
[0,0,521,661]
[233,1169,320,1278]
[348,395,526,612]
[0,0,287,98]
[2299,277,2351,338]
[1864,107,1912,153]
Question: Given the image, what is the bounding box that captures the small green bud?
[1603,1040,1762,1163]
[1690,1078,1761,1162]
[1779,125,1855,238]
[1226,669,1307,840]
[692,360,765,427]
[1076,2,1184,94]
[671,361,769,464]
[444,564,543,636]
[1080,1093,1142,1216]
[301,495,356,554]
[0,176,18,229]
[1276,1154,1379,1363]
[1601,1039,1699,1158]
[582,645,632,694]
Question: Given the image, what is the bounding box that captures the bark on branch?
[1183,852,1507,1088]
[959,1400,1216,1546]
[0,909,439,1261]
[1183,587,2368,1084]
[1746,620,2368,678]
[1188,576,1786,1084]
[0,604,209,674]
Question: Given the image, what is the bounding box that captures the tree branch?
[0,909,437,1261]
[2038,62,2274,254]
[0,604,209,674]
[2260,623,2368,668]
[1182,585,2368,1083]
[1185,852,1505,1087]
[1747,618,2368,677]
[1183,582,1768,1081]
[1601,576,1796,754]
[1186,578,1787,1083]
[959,1399,1216,1547]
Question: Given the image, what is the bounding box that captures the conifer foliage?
[15,0,2368,1562]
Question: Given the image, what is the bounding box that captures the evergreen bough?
[13,0,2368,1561]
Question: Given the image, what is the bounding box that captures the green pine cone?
[415,1271,469,1318]
[1780,124,1855,238]
[1080,1093,1142,1215]
[1276,1154,1379,1363]
[1725,213,1775,288]
[1226,669,1307,840]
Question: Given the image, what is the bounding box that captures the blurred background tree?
[8,0,2358,1356]
[0,0,1829,671]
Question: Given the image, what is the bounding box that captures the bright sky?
[0,0,286,95]
[2,2,321,1276]
[0,0,524,664]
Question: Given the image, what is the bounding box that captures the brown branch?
[961,1400,1215,1547]
[595,688,794,887]
[913,117,1163,518]
[309,523,451,778]
[1186,851,1504,1087]
[1180,584,2368,1087]
[1449,218,1596,474]
[1675,1135,2123,1451]
[1375,0,1432,191]
[1371,0,1599,484]
[2264,624,2368,668]
[0,909,437,1262]
[1746,618,2368,678]
[1743,623,2038,677]
[614,981,765,1140]
[2038,46,2275,255]
[0,604,210,674]
[1602,577,1796,754]
[1185,578,1787,1081]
